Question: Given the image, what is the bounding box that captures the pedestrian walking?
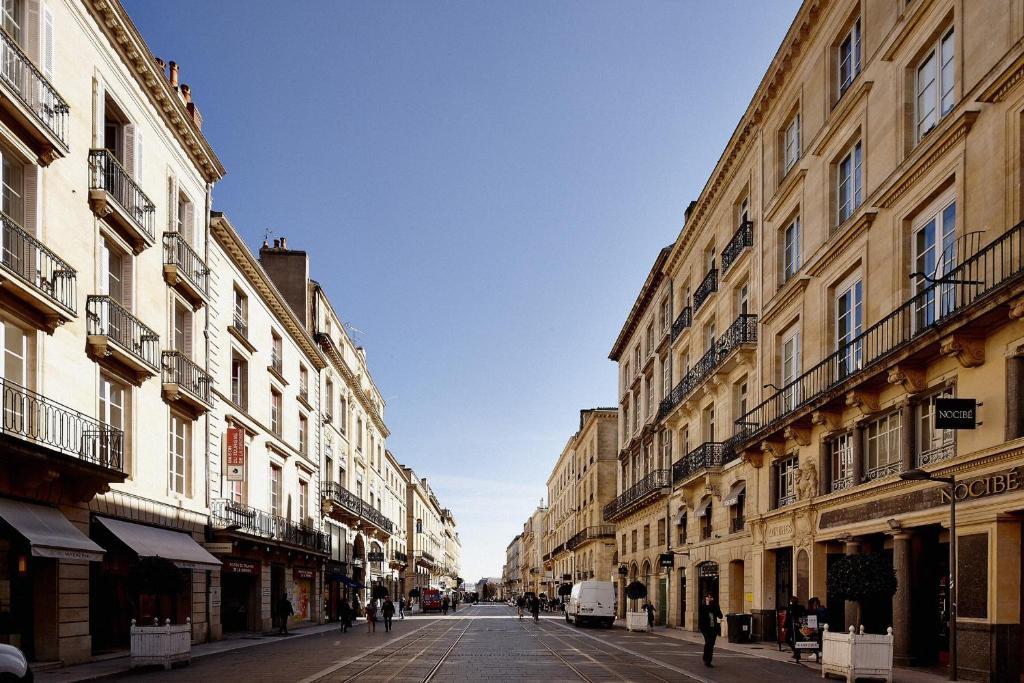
[452,595,458,613]
[698,593,723,668]
[807,597,828,662]
[644,601,656,631]
[442,595,450,615]
[784,595,806,661]
[516,595,525,620]
[530,595,540,623]
[399,596,406,620]
[365,599,378,634]
[277,593,294,635]
[338,598,351,633]
[353,596,362,625]
[382,598,396,633]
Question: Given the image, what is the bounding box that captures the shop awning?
[722,480,746,507]
[96,517,221,570]
[694,496,713,517]
[0,498,104,562]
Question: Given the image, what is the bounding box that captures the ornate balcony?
[672,441,737,484]
[602,469,670,522]
[565,525,615,551]
[721,220,754,274]
[321,481,394,537]
[85,295,160,383]
[210,500,329,554]
[161,351,212,414]
[670,306,692,342]
[693,267,718,312]
[88,149,156,253]
[0,29,68,164]
[162,232,209,307]
[0,213,76,331]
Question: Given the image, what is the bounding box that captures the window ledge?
[811,79,873,157]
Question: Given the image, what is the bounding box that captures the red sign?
[294,568,315,580]
[226,427,245,481]
[223,558,258,575]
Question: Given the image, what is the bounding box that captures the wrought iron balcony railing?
[210,499,329,554]
[230,313,248,338]
[602,469,670,522]
[735,222,1024,447]
[693,267,718,312]
[672,441,736,483]
[393,551,408,564]
[270,349,283,375]
[161,351,211,404]
[321,481,395,534]
[730,516,746,533]
[670,306,692,341]
[88,149,155,239]
[86,295,160,371]
[659,314,757,418]
[0,29,68,146]
[163,232,208,297]
[1,377,124,472]
[565,525,615,551]
[831,476,853,493]
[721,220,754,274]
[0,212,76,313]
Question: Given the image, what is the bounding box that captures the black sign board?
[935,398,977,429]
[367,551,386,562]
[658,553,674,568]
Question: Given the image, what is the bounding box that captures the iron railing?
[161,351,211,404]
[735,221,1024,446]
[672,441,736,483]
[210,500,330,554]
[776,492,798,508]
[864,462,901,482]
[86,295,160,370]
[270,349,283,375]
[671,306,692,341]
[721,220,754,274]
[1,377,123,471]
[565,525,615,551]
[659,314,757,418]
[602,469,670,522]
[162,232,208,297]
[917,442,955,467]
[322,481,395,534]
[693,267,718,312]
[0,28,68,146]
[88,149,155,239]
[730,516,746,533]
[393,551,408,563]
[831,476,853,492]
[230,313,248,338]
[0,212,76,313]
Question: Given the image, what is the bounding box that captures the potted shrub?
[822,554,897,681]
[625,580,649,632]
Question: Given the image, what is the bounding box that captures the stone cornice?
[810,79,874,157]
[610,246,671,360]
[805,208,877,278]
[210,213,326,370]
[86,0,225,183]
[979,51,1024,103]
[760,274,811,326]
[315,333,389,438]
[879,0,939,62]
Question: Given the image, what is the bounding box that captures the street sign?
[367,551,386,562]
[202,542,234,554]
[659,553,674,568]
[935,398,977,429]
[226,427,245,480]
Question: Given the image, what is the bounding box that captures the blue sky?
[125,0,801,582]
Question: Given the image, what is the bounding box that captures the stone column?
[900,400,915,473]
[844,539,861,630]
[817,438,831,496]
[891,532,913,665]
[851,421,864,485]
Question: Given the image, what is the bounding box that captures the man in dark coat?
[784,595,807,661]
[698,594,723,667]
[277,593,294,635]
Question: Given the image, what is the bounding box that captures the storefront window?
[917,390,955,465]
[864,412,902,480]
[830,433,854,491]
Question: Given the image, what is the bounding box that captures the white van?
[565,581,615,627]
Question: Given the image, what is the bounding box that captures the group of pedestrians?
[514,594,542,622]
[335,596,407,634]
[782,595,829,662]
[440,594,458,615]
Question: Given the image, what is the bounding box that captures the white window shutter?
[24,1,40,69]
[183,306,194,356]
[184,199,194,244]
[42,7,54,80]
[121,253,133,311]
[22,164,39,234]
[93,79,105,149]
[99,239,109,296]
[123,123,135,173]
[134,128,143,180]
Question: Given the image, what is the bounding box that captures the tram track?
[532,619,678,683]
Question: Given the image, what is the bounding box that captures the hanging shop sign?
[935,398,977,429]
[226,427,245,481]
[294,568,315,580]
[697,562,719,578]
[659,553,675,569]
[367,551,386,563]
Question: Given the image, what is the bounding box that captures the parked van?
[565,581,615,627]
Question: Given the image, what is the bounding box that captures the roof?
[609,246,672,360]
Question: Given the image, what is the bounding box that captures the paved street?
[120,603,824,682]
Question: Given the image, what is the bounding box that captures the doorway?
[678,568,687,629]
[270,564,285,630]
[657,576,667,626]
[697,562,719,607]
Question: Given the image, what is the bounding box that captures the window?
[702,404,714,443]
[838,19,862,97]
[622,361,630,387]
[230,352,248,409]
[632,393,640,432]
[837,141,863,224]
[916,29,955,141]
[169,413,190,496]
[730,489,746,532]
[836,277,863,377]
[783,112,800,175]
[700,501,713,539]
[642,524,650,549]
[270,331,283,374]
[917,389,956,465]
[231,288,247,335]
[324,379,334,423]
[657,519,666,546]
[782,217,801,282]
[646,373,654,417]
[1,0,22,44]
[677,514,687,545]
[621,402,629,441]
[172,301,191,355]
[781,327,801,410]
[734,379,748,434]
[703,320,715,353]
[633,346,641,373]
[1,319,27,390]
[340,396,347,432]
[299,365,309,400]
[776,456,799,507]
[631,529,637,553]
[864,412,902,480]
[660,296,671,335]
[357,417,364,450]
[270,389,282,435]
[98,374,125,433]
[830,433,854,491]
[269,464,282,516]
[298,480,308,522]
[100,238,130,307]
[299,413,308,455]
[913,199,957,330]
[0,147,24,227]
[661,430,672,469]
[679,426,689,457]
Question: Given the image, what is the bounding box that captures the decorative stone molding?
[845,390,879,416]
[887,365,927,394]
[760,440,785,462]
[940,333,985,368]
[1009,296,1024,321]
[811,409,842,432]
[784,425,812,447]
[796,462,818,501]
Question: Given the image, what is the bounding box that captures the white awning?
[96,517,220,570]
[0,498,104,562]
[722,480,747,507]
[694,496,713,517]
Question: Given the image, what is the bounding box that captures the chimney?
[280,237,287,249]
[169,61,179,87]
[683,200,698,224]
[180,84,192,104]
[259,239,310,327]
[155,57,166,74]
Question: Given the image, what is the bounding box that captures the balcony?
[659,314,758,419]
[210,500,330,554]
[735,221,1024,451]
[730,516,746,533]
[551,542,566,558]
[565,525,615,551]
[721,220,754,274]
[602,469,670,522]
[670,306,692,342]
[693,267,718,312]
[672,441,737,484]
[162,232,208,307]
[415,550,436,568]
[161,351,212,413]
[0,29,68,164]
[88,149,156,253]
[1,377,125,480]
[85,296,160,383]
[0,213,76,331]
[321,481,394,537]
[391,551,408,567]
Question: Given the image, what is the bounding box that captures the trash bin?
[726,613,752,643]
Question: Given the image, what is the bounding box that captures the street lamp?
[900,468,957,681]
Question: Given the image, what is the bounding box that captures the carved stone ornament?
[845,390,879,416]
[760,440,784,462]
[784,426,812,446]
[939,334,985,368]
[811,410,841,432]
[887,365,927,394]
[1010,296,1024,321]
[795,462,818,501]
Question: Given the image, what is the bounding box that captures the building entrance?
[221,558,259,633]
[697,562,719,606]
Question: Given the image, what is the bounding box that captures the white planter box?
[130,618,192,670]
[821,625,893,683]
[626,611,649,632]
